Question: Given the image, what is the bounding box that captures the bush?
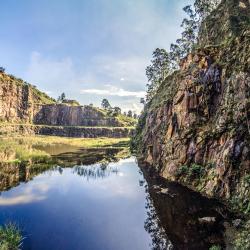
[0,223,23,250]
[209,245,221,250]
[189,163,204,177]
[176,165,189,176]
[234,221,250,250]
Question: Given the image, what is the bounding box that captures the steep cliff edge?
[0,72,136,137]
[135,0,250,215]
[0,72,55,123]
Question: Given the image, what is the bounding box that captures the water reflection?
[144,192,173,250]
[73,164,119,180]
[0,149,232,250]
[0,148,129,192]
[140,162,231,250]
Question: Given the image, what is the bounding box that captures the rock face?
[0,73,135,137]
[0,73,53,123]
[34,104,121,127]
[135,0,250,213]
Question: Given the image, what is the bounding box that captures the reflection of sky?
[0,157,153,250]
[0,182,49,206]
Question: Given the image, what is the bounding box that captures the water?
[0,148,230,250]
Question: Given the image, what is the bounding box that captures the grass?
[0,122,135,129]
[0,136,130,164]
[0,223,23,250]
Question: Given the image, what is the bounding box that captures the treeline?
[101,98,138,119]
[145,0,220,102]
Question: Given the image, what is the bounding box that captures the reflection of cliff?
[0,148,129,192]
[0,163,31,191]
[141,163,231,250]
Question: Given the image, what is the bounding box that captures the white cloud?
[80,85,145,98]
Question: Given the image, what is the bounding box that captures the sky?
[0,0,193,114]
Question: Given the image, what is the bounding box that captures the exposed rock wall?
[136,0,250,212]
[0,73,44,123]
[34,104,121,127]
[0,73,135,137]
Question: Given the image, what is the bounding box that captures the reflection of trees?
[0,148,128,191]
[144,187,173,250]
[73,163,118,180]
[140,164,228,249]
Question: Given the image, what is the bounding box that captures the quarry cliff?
[0,72,135,137]
[134,0,250,215]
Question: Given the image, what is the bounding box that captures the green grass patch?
[0,136,130,164]
[0,223,23,250]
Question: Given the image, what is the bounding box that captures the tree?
[57,92,66,103]
[0,67,5,73]
[113,106,121,115]
[133,113,138,119]
[101,99,111,110]
[169,5,198,69]
[194,0,220,20]
[140,98,145,105]
[127,110,133,117]
[146,48,171,101]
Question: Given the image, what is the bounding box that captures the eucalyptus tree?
[101,98,111,110]
[146,48,171,101]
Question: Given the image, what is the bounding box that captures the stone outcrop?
[34,104,121,127]
[0,73,54,123]
[135,0,250,213]
[0,73,135,137]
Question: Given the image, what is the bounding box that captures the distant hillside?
[0,71,136,129]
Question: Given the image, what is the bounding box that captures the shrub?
[176,165,189,176]
[209,245,221,250]
[189,163,204,177]
[0,223,23,250]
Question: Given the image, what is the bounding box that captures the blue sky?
[0,0,193,113]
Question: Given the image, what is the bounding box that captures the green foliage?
[101,99,111,110]
[209,245,221,250]
[127,110,132,117]
[146,48,171,101]
[176,164,204,178]
[115,114,137,127]
[62,99,80,106]
[234,221,250,250]
[57,92,66,103]
[130,111,147,153]
[31,87,55,104]
[176,165,189,176]
[189,163,204,177]
[0,223,23,250]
